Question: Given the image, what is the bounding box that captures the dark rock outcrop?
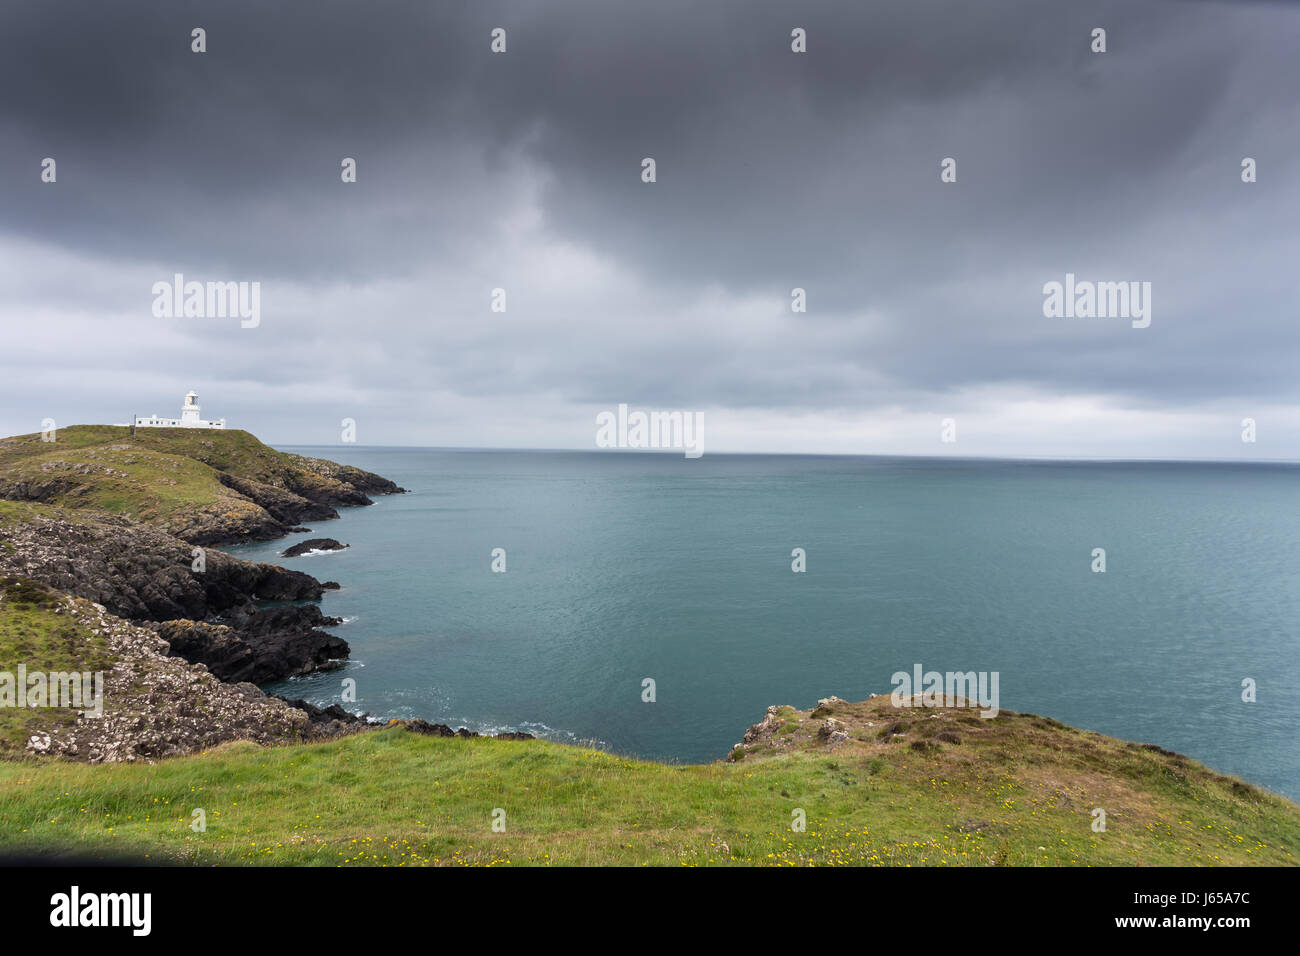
[0,430,410,760]
[282,537,349,557]
[215,472,340,532]
[284,698,371,726]
[404,718,534,741]
[0,509,325,621]
[286,453,407,496]
[0,509,347,682]
[15,593,366,763]
[154,605,348,684]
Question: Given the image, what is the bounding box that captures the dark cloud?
[0,0,1297,453]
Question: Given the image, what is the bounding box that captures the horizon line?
[12,425,1296,467]
[274,442,1300,466]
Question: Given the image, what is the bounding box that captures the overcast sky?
[1,0,1297,458]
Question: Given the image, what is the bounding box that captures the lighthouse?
[180,391,202,426]
[133,391,227,430]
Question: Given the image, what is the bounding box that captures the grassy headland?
[0,425,401,544]
[0,695,1295,866]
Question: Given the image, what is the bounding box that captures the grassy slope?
[0,499,40,540]
[0,439,243,526]
[0,699,1295,866]
[0,426,350,535]
[0,498,80,526]
[0,577,115,752]
[0,425,299,477]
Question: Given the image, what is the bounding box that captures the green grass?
[76,427,360,504]
[0,426,363,539]
[1,697,1295,866]
[0,426,131,466]
[0,499,42,529]
[0,426,287,478]
[0,442,236,523]
[0,578,113,753]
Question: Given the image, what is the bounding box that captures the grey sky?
[1,0,1297,458]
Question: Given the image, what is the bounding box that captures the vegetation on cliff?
[0,426,402,544]
[0,427,404,758]
[0,578,352,760]
[0,502,350,687]
[0,695,1295,866]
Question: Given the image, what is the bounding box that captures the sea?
[223,448,1300,799]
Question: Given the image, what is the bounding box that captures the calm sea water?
[227,449,1300,799]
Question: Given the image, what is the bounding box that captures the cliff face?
[0,427,406,760]
[154,609,349,685]
[284,452,406,496]
[0,504,348,685]
[0,506,321,620]
[0,579,359,762]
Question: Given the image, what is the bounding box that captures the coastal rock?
[0,428,409,758]
[407,720,464,737]
[156,605,348,684]
[811,695,846,717]
[8,588,365,762]
[742,705,787,745]
[0,509,325,621]
[285,453,407,496]
[403,719,534,741]
[0,509,361,686]
[282,537,349,557]
[282,698,372,730]
[215,472,339,532]
[728,694,1038,762]
[176,505,289,546]
[819,717,850,743]
[0,508,350,682]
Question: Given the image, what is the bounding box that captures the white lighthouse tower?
[133,391,227,430]
[180,391,202,426]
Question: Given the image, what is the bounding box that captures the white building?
[134,391,226,430]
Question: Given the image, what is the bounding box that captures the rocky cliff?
[0,504,347,684]
[1,578,359,762]
[0,426,407,760]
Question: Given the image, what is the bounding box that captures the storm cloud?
[1,0,1297,457]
